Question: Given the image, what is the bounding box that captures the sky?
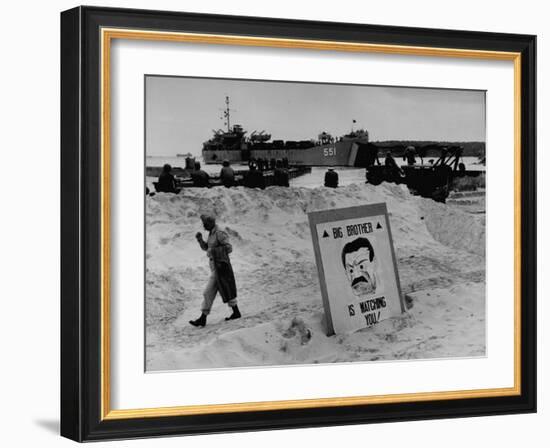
[145,76,486,157]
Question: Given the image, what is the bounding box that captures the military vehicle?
[366,146,470,202]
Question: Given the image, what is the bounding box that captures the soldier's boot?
[225,305,241,321]
[189,313,207,327]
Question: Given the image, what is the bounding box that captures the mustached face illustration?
[342,238,377,296]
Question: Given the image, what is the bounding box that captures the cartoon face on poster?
[308,203,404,335]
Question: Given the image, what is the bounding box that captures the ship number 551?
[323,147,336,157]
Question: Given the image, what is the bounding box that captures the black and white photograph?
[145,76,487,372]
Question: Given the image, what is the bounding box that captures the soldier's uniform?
[198,225,238,314]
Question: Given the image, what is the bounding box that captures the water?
[146,156,246,175]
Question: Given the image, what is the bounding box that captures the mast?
[223,96,231,132]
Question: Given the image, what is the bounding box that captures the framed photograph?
[60,6,536,442]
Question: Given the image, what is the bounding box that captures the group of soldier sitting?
[153,149,413,194]
[244,159,290,189]
[248,156,289,172]
[154,161,211,193]
[154,158,291,193]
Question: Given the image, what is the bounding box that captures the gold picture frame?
[61,6,536,441]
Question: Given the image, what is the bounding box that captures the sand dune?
[145,183,485,371]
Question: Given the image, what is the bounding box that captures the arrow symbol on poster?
[376,222,382,230]
[322,230,329,238]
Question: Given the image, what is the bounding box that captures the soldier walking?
[190,214,241,327]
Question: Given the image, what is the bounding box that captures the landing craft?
[202,96,372,167]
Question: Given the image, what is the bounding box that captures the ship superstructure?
[201,96,372,166]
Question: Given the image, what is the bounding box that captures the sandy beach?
[145,182,485,371]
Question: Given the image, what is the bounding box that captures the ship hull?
[202,149,244,164]
[203,139,366,166]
